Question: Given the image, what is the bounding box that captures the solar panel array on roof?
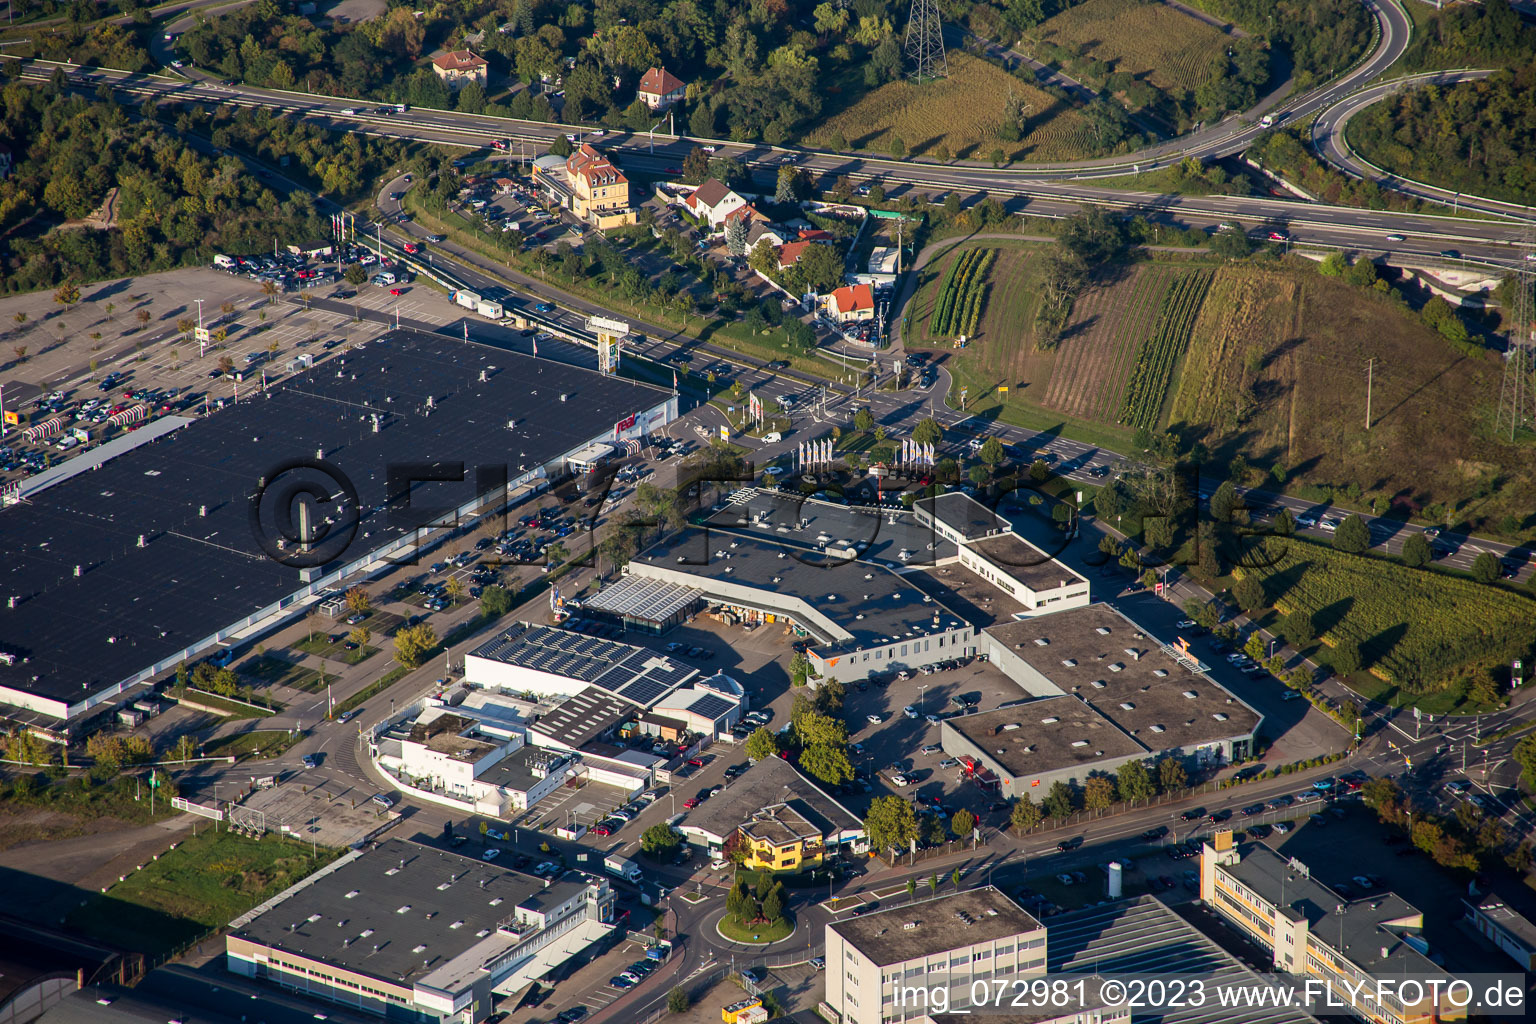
[469,623,694,709]
[583,574,702,622]
[688,693,733,721]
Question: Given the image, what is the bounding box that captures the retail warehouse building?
[0,329,675,739]
[226,839,616,1024]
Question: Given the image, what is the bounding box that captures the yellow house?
[565,144,636,227]
[739,803,827,873]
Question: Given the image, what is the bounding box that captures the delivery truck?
[604,854,642,883]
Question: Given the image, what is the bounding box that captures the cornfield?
[1119,270,1212,429]
[932,248,996,337]
[1250,538,1535,689]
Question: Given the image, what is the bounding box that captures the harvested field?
[1030,0,1229,95]
[1041,264,1175,421]
[813,53,1095,162]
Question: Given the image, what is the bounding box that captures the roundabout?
[708,905,800,947]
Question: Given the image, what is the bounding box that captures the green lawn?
[716,912,794,944]
[239,654,329,693]
[203,730,302,761]
[176,690,277,719]
[66,830,341,955]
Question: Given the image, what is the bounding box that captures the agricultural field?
[1028,0,1230,95]
[1119,270,1213,429]
[812,53,1096,162]
[931,248,997,337]
[1170,267,1536,534]
[1039,263,1211,424]
[1248,537,1534,695]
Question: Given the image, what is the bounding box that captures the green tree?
[1333,514,1371,554]
[1083,774,1116,813]
[907,877,918,900]
[745,726,780,761]
[444,576,467,606]
[854,407,875,432]
[1318,251,1347,276]
[1273,507,1296,535]
[1472,551,1501,584]
[641,823,682,856]
[865,795,919,853]
[1280,609,1314,646]
[1232,574,1266,612]
[1044,781,1075,818]
[1116,759,1156,802]
[393,622,438,669]
[1515,734,1536,788]
[913,417,943,447]
[1400,532,1432,567]
[480,584,512,618]
[1210,227,1252,260]
[668,987,690,1014]
[800,742,854,786]
[1209,480,1239,523]
[344,264,368,286]
[979,436,1006,467]
[951,808,977,836]
[1010,797,1042,833]
[1158,757,1187,791]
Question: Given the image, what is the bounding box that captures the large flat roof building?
[822,887,1047,1024]
[466,622,696,708]
[627,532,977,683]
[1201,835,1456,1024]
[226,838,614,1024]
[0,329,675,736]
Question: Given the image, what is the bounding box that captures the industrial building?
[940,603,1261,796]
[226,839,615,1024]
[1201,834,1458,1024]
[679,754,865,866]
[821,887,1047,1024]
[0,329,676,739]
[1463,891,1536,971]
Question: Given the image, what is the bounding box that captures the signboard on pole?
[1154,582,1164,595]
[194,327,211,345]
[1514,659,1524,689]
[719,424,730,442]
[589,316,628,375]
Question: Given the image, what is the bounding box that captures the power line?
[1495,237,1535,442]
[903,0,947,83]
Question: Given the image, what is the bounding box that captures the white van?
[761,431,783,443]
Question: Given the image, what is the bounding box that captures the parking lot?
[0,260,473,485]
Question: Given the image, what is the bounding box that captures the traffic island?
[715,911,796,945]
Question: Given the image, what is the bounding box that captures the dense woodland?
[0,84,330,293]
[1350,70,1536,206]
[1184,0,1370,87]
[180,0,916,142]
[1402,0,1536,71]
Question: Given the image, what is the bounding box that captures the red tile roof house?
[826,283,876,322]
[637,67,687,111]
[431,50,488,90]
[776,240,815,270]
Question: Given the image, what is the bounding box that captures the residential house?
[825,283,875,323]
[678,755,865,863]
[636,67,686,111]
[431,50,488,90]
[684,178,747,230]
[746,222,788,250]
[533,143,637,229]
[776,239,821,271]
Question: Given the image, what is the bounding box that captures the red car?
[687,757,705,767]
[683,797,701,809]
[590,824,612,837]
[390,288,402,296]
[403,242,419,254]
[1267,231,1288,242]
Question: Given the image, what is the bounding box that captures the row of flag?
[797,438,835,467]
[329,213,356,242]
[900,439,936,466]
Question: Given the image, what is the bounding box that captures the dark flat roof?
[232,838,547,987]
[684,754,860,841]
[984,604,1260,752]
[915,492,1008,541]
[530,687,633,748]
[0,329,668,714]
[1217,843,1436,976]
[705,489,959,567]
[633,533,969,651]
[964,533,1087,591]
[829,887,1041,967]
